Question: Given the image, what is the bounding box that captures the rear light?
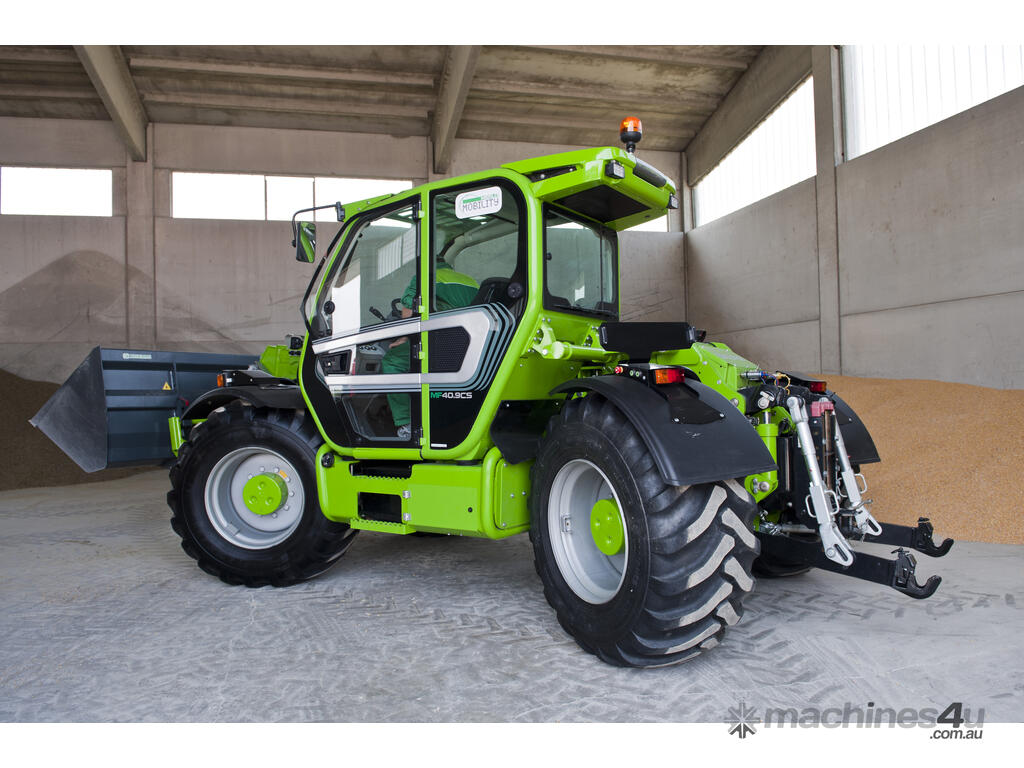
[653,367,685,385]
[809,380,827,394]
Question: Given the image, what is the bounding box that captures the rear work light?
[653,367,685,385]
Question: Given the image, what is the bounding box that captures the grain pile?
[826,375,1024,546]
[1,368,148,492]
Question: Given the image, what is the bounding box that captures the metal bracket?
[833,412,882,536]
[788,396,854,566]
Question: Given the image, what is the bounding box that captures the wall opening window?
[0,167,113,217]
[692,77,816,227]
[842,45,1024,160]
[171,172,412,221]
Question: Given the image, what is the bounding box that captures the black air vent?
[555,186,647,223]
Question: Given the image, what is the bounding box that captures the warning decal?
[162,382,172,391]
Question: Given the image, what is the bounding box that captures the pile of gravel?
[1,367,150,492]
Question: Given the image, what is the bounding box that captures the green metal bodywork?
[258,345,300,380]
[177,145,787,539]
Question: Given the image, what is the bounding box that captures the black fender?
[779,370,880,465]
[830,391,880,465]
[181,384,306,421]
[551,375,777,487]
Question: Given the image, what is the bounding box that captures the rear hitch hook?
[913,517,954,557]
[890,548,941,599]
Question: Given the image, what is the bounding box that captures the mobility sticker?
[455,187,502,219]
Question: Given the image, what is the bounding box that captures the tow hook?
[890,548,942,599]
[754,531,943,599]
[861,516,955,558]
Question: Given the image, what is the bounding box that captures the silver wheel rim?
[204,447,304,550]
[547,459,628,604]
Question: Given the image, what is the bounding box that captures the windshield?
[543,207,618,318]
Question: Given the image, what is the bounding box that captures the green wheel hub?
[243,473,289,516]
[590,498,624,556]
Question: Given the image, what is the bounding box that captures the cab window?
[430,182,525,313]
[543,207,618,318]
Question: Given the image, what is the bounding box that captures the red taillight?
[614,366,624,374]
[809,380,827,393]
[653,367,685,385]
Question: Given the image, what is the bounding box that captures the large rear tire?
[530,394,759,667]
[168,402,357,587]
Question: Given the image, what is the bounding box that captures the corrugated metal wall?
[842,44,1024,159]
[693,77,816,226]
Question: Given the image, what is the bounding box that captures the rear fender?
[830,391,880,464]
[551,375,777,487]
[181,384,306,421]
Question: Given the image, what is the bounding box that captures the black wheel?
[530,394,760,668]
[752,553,812,578]
[752,530,816,577]
[168,401,357,587]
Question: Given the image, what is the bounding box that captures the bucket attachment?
[30,347,257,472]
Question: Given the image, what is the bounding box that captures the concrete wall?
[685,177,820,372]
[0,117,686,382]
[684,85,1024,388]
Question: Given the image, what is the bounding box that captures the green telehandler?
[34,118,953,667]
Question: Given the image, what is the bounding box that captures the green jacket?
[401,262,479,312]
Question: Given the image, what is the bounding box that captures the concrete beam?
[472,77,720,111]
[812,46,843,374]
[127,55,436,88]
[145,91,427,120]
[74,46,148,161]
[432,45,481,175]
[528,45,752,70]
[685,46,812,186]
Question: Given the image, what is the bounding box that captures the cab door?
[422,179,528,452]
[301,198,423,449]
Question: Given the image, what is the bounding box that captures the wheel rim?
[547,459,628,604]
[204,447,304,550]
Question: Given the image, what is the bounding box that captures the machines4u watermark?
[727,701,984,738]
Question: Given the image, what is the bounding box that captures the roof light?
[653,367,685,385]
[619,116,643,154]
[668,194,679,210]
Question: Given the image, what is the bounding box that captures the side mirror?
[295,221,316,263]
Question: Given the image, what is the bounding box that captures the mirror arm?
[290,202,346,245]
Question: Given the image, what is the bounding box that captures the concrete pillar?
[812,46,844,374]
[124,123,156,348]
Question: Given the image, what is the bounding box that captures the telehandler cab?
[35,118,953,667]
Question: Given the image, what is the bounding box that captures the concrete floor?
[1,471,1022,723]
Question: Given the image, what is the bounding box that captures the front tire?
[168,402,357,587]
[530,394,759,667]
